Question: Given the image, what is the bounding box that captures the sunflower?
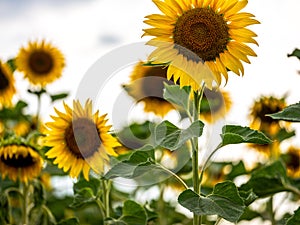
[123,61,176,117]
[143,0,259,90]
[200,87,232,123]
[16,40,65,86]
[283,146,300,178]
[0,144,43,184]
[249,96,287,135]
[44,100,120,181]
[249,96,287,158]
[0,61,16,107]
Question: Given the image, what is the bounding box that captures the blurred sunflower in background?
[282,146,300,178]
[16,40,65,86]
[44,100,120,181]
[0,143,43,184]
[249,96,288,158]
[143,0,259,90]
[123,61,175,117]
[200,87,232,123]
[0,61,16,107]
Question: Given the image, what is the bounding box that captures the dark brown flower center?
[29,51,54,74]
[65,118,101,159]
[286,151,300,171]
[173,8,229,62]
[255,99,284,124]
[0,66,9,90]
[1,151,35,168]
[201,89,224,113]
[141,66,175,102]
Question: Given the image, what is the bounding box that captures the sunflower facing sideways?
[44,100,120,181]
[143,0,259,90]
[0,61,16,107]
[200,87,232,123]
[249,96,288,158]
[123,61,176,117]
[0,143,43,184]
[16,40,65,86]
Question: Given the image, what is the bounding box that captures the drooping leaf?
[220,125,272,147]
[288,49,300,60]
[119,200,147,225]
[104,150,154,179]
[178,181,245,223]
[268,103,300,122]
[155,120,204,150]
[50,93,69,102]
[28,206,56,225]
[32,180,46,207]
[240,160,290,197]
[286,207,300,225]
[73,176,100,196]
[70,188,95,208]
[163,83,191,111]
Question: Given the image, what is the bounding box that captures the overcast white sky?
[0,0,299,137]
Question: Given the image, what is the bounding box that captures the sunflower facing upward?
[123,61,175,117]
[0,61,16,107]
[143,0,259,90]
[44,100,120,181]
[16,40,65,86]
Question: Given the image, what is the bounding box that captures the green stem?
[36,93,42,131]
[101,179,111,220]
[267,196,276,225]
[191,84,205,225]
[158,184,168,225]
[157,163,188,190]
[285,184,300,196]
[21,184,29,225]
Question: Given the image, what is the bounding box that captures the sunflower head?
[249,96,287,135]
[283,146,300,178]
[0,141,43,184]
[0,61,16,107]
[123,61,176,117]
[144,0,259,90]
[200,87,232,123]
[44,100,120,181]
[16,40,65,87]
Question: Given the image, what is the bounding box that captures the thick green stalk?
[191,85,205,225]
[267,197,276,225]
[21,184,29,225]
[101,179,111,221]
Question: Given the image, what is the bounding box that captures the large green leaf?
[286,207,300,225]
[268,103,300,122]
[104,150,154,179]
[240,161,290,197]
[155,120,204,150]
[118,200,147,225]
[178,181,245,223]
[288,49,300,60]
[70,188,96,208]
[163,83,191,111]
[220,125,272,147]
[73,176,100,196]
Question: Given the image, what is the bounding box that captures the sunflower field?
[0,0,300,225]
